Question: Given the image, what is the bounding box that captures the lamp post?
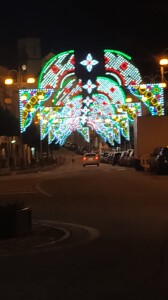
[5,65,35,88]
[34,113,43,161]
[4,65,36,167]
[159,59,168,83]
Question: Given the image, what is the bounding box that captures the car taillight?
[95,156,99,160]
[83,157,86,161]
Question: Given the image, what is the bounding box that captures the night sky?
[1,1,168,77]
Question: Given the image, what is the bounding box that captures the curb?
[0,164,59,177]
[0,221,70,257]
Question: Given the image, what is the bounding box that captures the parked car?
[110,151,122,165]
[118,149,134,167]
[107,152,114,164]
[148,146,168,174]
[126,149,134,167]
[148,147,162,172]
[100,152,110,163]
[118,150,128,166]
[82,153,100,167]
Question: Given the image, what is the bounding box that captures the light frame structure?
[19,49,166,147]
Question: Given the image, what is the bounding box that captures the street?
[0,155,168,299]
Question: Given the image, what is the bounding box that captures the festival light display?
[19,89,54,132]
[128,83,164,116]
[19,49,166,146]
[80,53,98,72]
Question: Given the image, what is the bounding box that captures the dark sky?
[1,1,168,76]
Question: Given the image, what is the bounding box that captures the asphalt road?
[1,153,168,299]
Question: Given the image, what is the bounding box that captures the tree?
[22,123,40,148]
[0,105,19,136]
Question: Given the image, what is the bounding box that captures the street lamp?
[159,58,168,83]
[4,65,36,167]
[4,65,35,88]
[159,49,168,82]
[156,48,168,83]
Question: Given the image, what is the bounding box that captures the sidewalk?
[0,150,69,176]
[0,148,81,177]
[0,163,58,176]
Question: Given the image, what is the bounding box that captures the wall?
[134,115,168,157]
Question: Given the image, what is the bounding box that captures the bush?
[0,202,32,239]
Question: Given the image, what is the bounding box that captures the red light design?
[129,80,137,85]
[104,56,110,64]
[70,56,75,65]
[51,66,59,74]
[45,84,53,89]
[120,62,128,71]
[110,87,115,93]
[64,88,70,94]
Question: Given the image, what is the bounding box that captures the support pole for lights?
[4,65,36,168]
[17,66,26,167]
[161,66,164,83]
[159,57,168,114]
[40,135,43,160]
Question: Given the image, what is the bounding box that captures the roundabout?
[0,220,100,257]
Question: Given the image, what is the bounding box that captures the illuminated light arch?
[38,50,75,89]
[104,49,142,86]
[40,94,84,144]
[115,102,142,123]
[19,89,54,133]
[128,83,164,116]
[92,93,116,116]
[96,76,126,105]
[19,49,166,147]
[80,53,98,72]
